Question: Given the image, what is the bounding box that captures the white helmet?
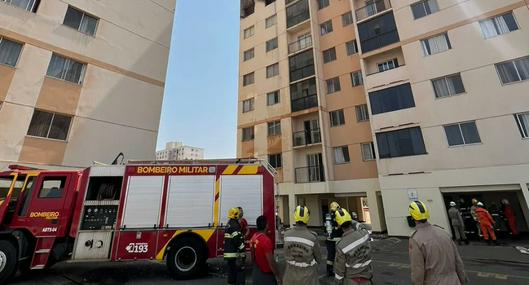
[449,201,456,207]
[501,199,510,205]
[477,202,484,207]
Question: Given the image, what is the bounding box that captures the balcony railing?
[291,94,318,112]
[295,166,325,183]
[355,0,391,22]
[293,128,321,147]
[288,35,312,54]
[287,0,310,28]
[359,29,399,53]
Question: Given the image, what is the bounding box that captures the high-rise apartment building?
[156,141,205,160]
[238,0,529,236]
[0,0,175,169]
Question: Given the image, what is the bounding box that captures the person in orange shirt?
[475,202,498,245]
[502,199,519,237]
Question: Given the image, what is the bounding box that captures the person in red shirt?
[238,207,250,240]
[250,215,281,285]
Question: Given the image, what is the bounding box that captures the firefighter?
[334,208,372,285]
[224,207,246,285]
[502,199,519,237]
[475,202,498,245]
[326,201,343,276]
[448,201,468,245]
[408,201,467,285]
[470,198,481,237]
[283,205,322,285]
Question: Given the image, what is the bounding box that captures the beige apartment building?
[0,0,175,169]
[238,0,529,236]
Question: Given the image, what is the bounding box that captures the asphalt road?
[10,238,529,284]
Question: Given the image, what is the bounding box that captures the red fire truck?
[0,160,276,283]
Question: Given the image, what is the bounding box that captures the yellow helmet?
[330,202,340,212]
[294,205,310,224]
[335,208,352,226]
[409,201,429,221]
[228,207,240,220]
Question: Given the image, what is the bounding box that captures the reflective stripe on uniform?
[238,243,245,250]
[346,260,372,269]
[224,232,240,239]
[335,273,344,280]
[284,236,315,247]
[326,260,334,265]
[287,259,317,268]
[342,234,370,254]
[224,252,240,258]
[327,237,341,242]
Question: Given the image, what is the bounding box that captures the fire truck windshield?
[0,176,15,201]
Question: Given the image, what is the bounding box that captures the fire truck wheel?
[0,240,17,283]
[167,237,207,279]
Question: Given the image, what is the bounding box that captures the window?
[330,110,345,127]
[0,37,23,67]
[432,73,465,98]
[495,56,529,84]
[244,26,255,39]
[27,110,72,141]
[326,77,341,94]
[265,0,276,6]
[361,143,376,161]
[342,12,354,26]
[267,90,280,105]
[243,48,254,61]
[290,77,318,112]
[287,0,310,28]
[320,20,333,36]
[242,127,254,141]
[444,122,481,146]
[63,6,98,36]
[265,14,277,28]
[376,127,427,158]
[411,0,439,20]
[351,70,363,86]
[38,177,66,198]
[289,49,315,82]
[334,146,350,164]
[46,54,86,84]
[377,58,399,72]
[355,104,369,122]
[268,153,282,168]
[266,63,279,78]
[515,112,529,138]
[242,98,254,113]
[421,33,451,56]
[369,83,415,114]
[357,12,400,53]
[322,47,337,63]
[2,0,39,12]
[346,40,358,55]
[266,37,278,52]
[268,121,281,136]
[243,72,254,86]
[318,0,329,9]
[480,12,518,39]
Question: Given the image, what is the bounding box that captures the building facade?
[238,0,529,236]
[156,141,204,161]
[0,0,175,169]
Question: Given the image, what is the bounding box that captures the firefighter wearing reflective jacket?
[326,202,344,276]
[224,207,246,285]
[334,208,373,285]
[283,206,323,285]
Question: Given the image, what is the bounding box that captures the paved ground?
[10,238,529,284]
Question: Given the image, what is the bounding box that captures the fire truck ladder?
[30,237,56,269]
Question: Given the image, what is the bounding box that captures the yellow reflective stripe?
[224,253,240,258]
[223,165,238,175]
[155,229,215,261]
[238,165,258,175]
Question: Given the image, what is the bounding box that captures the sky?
[156,0,240,158]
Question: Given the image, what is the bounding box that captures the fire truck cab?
[0,160,275,283]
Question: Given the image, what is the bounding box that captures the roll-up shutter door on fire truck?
[165,175,215,227]
[220,175,263,226]
[122,176,164,228]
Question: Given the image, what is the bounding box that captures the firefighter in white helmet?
[334,208,373,285]
[326,201,343,276]
[283,206,322,285]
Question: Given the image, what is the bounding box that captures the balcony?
[365,65,408,90]
[293,128,321,147]
[355,0,391,22]
[357,12,399,53]
[286,0,310,28]
[288,35,312,55]
[291,94,318,112]
[295,166,325,183]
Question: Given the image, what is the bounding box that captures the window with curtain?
[244,26,254,39]
[326,77,341,94]
[356,104,370,122]
[330,110,345,127]
[267,121,281,136]
[243,48,254,61]
[421,33,451,56]
[46,54,86,84]
[267,91,280,105]
[346,40,358,55]
[361,142,376,161]
[266,63,279,78]
[369,83,415,114]
[27,110,72,140]
[376,127,427,158]
[444,121,481,146]
[63,6,98,36]
[479,12,518,39]
[432,73,465,98]
[495,55,529,84]
[377,58,399,72]
[0,37,23,67]
[342,12,353,26]
[411,0,439,20]
[515,113,529,138]
[334,146,350,164]
[323,47,337,63]
[320,20,333,36]
[351,71,363,86]
[265,14,277,29]
[242,98,254,113]
[2,0,40,12]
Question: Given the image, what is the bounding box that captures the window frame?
[351,70,364,87]
[318,0,329,10]
[495,56,529,85]
[242,127,255,142]
[268,153,282,168]
[411,0,439,20]
[37,176,67,199]
[46,53,86,84]
[242,98,255,113]
[265,14,277,29]
[443,121,482,147]
[322,47,337,64]
[2,0,40,13]
[330,109,345,127]
[26,110,72,141]
[243,48,254,61]
[266,63,279,78]
[320,20,333,36]
[355,104,370,122]
[515,112,529,139]
[0,37,23,68]
[431,73,466,98]
[376,127,427,159]
[267,90,280,106]
[479,12,519,39]
[421,33,452,56]
[377,58,399,73]
[243,25,255,39]
[361,142,376,161]
[243,72,255,86]
[326,77,341,94]
[342,12,354,26]
[63,6,99,36]
[334,146,350,164]
[267,120,281,137]
[346,40,358,56]
[266,37,278,52]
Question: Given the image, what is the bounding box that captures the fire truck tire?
[0,240,17,283]
[166,237,207,279]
